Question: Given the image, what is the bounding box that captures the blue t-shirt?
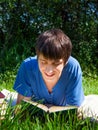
[13,56,84,106]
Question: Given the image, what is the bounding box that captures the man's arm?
[16,93,31,104]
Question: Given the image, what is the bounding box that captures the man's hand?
[16,94,31,104]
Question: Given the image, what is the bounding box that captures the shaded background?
[0,0,98,77]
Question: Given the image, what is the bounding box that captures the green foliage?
[1,102,98,130]
[0,0,98,75]
[0,70,16,91]
[73,39,98,75]
[0,70,98,129]
[83,76,98,95]
[0,1,98,128]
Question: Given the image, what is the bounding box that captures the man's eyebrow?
[55,59,63,62]
[39,58,46,61]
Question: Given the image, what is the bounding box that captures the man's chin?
[44,76,55,81]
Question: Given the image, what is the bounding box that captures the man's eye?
[54,63,60,66]
[41,61,46,64]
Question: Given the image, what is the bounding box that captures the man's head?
[36,28,72,64]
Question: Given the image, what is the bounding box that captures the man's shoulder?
[68,56,80,67]
[64,56,82,73]
[22,56,38,70]
[24,56,37,62]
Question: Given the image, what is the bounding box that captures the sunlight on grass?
[0,103,98,130]
[83,77,98,95]
[0,81,14,91]
[0,106,98,130]
[0,72,98,129]
[0,71,16,91]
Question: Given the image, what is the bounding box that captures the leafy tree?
[0,0,98,75]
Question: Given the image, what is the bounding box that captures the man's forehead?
[38,53,64,62]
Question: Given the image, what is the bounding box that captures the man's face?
[38,54,65,83]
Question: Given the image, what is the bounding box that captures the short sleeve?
[13,61,32,97]
[65,63,84,106]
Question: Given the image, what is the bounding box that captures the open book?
[23,99,78,113]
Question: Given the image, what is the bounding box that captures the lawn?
[0,71,98,130]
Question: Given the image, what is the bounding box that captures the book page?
[23,99,77,113]
[23,99,49,112]
[49,105,78,113]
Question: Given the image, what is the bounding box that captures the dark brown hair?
[36,29,72,64]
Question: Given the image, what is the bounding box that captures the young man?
[13,29,84,107]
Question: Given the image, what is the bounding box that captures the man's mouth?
[45,72,54,77]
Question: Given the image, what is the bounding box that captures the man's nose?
[45,65,54,73]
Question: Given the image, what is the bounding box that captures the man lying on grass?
[13,29,84,109]
[2,29,97,121]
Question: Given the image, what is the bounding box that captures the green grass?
[0,71,98,130]
[82,76,98,95]
[1,104,98,130]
